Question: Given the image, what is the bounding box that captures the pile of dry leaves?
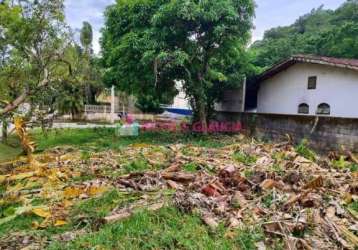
[113,141,358,250]
[0,136,357,249]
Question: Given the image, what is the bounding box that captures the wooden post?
[111,85,115,124]
[241,77,247,112]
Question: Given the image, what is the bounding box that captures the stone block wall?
[216,112,358,152]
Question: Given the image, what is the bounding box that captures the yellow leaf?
[54,220,67,227]
[63,200,73,208]
[32,221,40,229]
[0,175,7,184]
[343,193,353,204]
[8,172,35,181]
[7,182,25,193]
[63,187,83,199]
[32,208,51,218]
[71,171,82,178]
[87,186,107,196]
[131,143,150,148]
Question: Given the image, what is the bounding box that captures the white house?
[255,55,358,118]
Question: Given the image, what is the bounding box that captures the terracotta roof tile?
[257,55,358,82]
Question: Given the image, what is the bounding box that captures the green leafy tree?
[0,0,72,116]
[316,22,358,58]
[80,21,93,55]
[101,0,178,113]
[80,21,103,104]
[56,81,84,120]
[102,0,255,129]
[37,45,86,121]
[250,0,358,70]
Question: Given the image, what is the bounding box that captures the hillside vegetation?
[251,0,358,70]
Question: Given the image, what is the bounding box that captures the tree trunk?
[197,99,208,135]
[41,119,49,138]
[71,110,75,121]
[1,119,8,143]
[194,74,208,134]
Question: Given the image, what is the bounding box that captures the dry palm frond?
[14,117,36,163]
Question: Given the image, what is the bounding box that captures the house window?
[316,103,330,115]
[298,103,309,114]
[308,76,317,89]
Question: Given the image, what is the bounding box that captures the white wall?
[257,63,358,118]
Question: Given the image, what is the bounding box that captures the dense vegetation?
[0,0,104,142]
[2,0,358,129]
[251,0,358,70]
[101,0,256,126]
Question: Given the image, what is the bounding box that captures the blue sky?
[64,0,347,54]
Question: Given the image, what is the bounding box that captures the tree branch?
[0,68,49,116]
[0,90,28,116]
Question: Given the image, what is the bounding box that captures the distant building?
[248,55,358,118]
[162,81,192,116]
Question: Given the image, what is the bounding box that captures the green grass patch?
[350,164,358,172]
[33,129,230,153]
[80,150,92,161]
[30,198,48,206]
[262,192,274,208]
[243,169,254,178]
[123,158,151,173]
[34,128,114,151]
[0,185,7,196]
[0,214,41,237]
[295,139,316,161]
[270,164,284,176]
[233,151,257,165]
[70,174,97,183]
[49,206,264,250]
[183,162,199,172]
[0,143,22,163]
[0,201,22,218]
[331,156,350,169]
[70,190,142,225]
[349,200,358,213]
[272,151,287,162]
[331,157,358,172]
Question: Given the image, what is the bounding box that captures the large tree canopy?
[0,1,103,120]
[102,0,255,124]
[101,0,179,113]
[0,0,72,116]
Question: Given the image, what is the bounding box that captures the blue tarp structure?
[164,108,193,116]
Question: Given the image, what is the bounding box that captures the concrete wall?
[215,88,245,113]
[216,112,358,152]
[257,63,358,118]
[215,79,246,113]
